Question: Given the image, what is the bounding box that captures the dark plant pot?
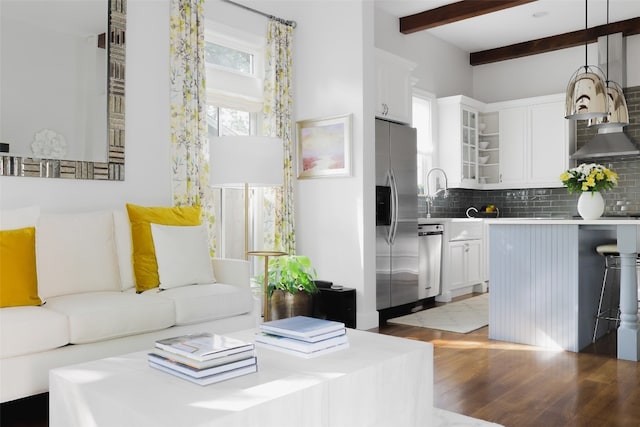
[269,290,313,320]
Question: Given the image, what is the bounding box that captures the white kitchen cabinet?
[437,95,486,188]
[448,239,482,290]
[498,107,526,185]
[496,94,574,188]
[437,219,486,303]
[375,49,416,125]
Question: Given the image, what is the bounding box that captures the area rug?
[388,293,489,333]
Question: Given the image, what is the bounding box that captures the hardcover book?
[155,333,254,362]
[147,353,257,378]
[149,360,257,385]
[255,340,349,359]
[254,331,348,353]
[260,316,345,342]
[149,348,256,370]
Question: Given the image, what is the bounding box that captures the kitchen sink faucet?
[425,168,449,218]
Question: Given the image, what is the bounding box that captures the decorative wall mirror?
[0,0,126,180]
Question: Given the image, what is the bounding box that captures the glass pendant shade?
[565,65,609,120]
[588,81,629,128]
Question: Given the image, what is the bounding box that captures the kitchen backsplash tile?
[420,86,640,218]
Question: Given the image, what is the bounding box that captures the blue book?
[260,316,345,342]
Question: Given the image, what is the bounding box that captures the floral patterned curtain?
[169,0,216,254]
[263,20,295,255]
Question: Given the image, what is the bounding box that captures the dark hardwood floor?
[374,295,640,427]
[2,296,638,427]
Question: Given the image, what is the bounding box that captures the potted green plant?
[260,255,319,320]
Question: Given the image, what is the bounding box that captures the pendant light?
[565,0,609,120]
[588,0,629,129]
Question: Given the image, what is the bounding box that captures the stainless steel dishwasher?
[418,224,443,299]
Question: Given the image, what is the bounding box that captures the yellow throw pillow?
[0,227,42,307]
[126,204,202,292]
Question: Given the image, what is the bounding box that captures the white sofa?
[0,208,257,403]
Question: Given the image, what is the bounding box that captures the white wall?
[473,34,640,102]
[293,1,377,330]
[374,7,472,97]
[0,0,172,212]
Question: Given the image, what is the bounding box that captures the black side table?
[313,287,356,328]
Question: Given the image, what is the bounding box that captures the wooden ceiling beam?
[470,17,640,66]
[400,0,537,34]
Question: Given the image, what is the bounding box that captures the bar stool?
[592,243,640,343]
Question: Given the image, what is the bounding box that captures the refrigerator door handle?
[384,170,394,244]
[389,169,399,245]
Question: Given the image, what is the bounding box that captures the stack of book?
[148,332,257,385]
[255,316,349,358]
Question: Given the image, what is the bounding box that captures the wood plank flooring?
[374,302,640,427]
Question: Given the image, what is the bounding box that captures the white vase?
[577,191,605,220]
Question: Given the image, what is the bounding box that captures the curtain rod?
[221,0,297,28]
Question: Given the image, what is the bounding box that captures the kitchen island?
[486,218,640,361]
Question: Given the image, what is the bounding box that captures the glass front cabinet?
[438,95,484,188]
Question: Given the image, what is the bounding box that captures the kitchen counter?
[419,217,483,225]
[485,217,640,224]
[487,219,640,361]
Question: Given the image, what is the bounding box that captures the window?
[205,23,275,267]
[205,41,253,74]
[412,90,436,195]
[206,106,254,138]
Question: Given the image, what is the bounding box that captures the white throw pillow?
[37,211,121,298]
[112,210,136,291]
[150,224,216,289]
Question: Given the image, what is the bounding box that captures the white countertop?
[419,217,640,225]
[419,217,483,224]
[485,217,640,225]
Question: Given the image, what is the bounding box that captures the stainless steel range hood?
[571,33,640,160]
[571,129,640,160]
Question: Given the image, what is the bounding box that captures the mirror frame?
[0,0,126,181]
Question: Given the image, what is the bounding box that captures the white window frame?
[412,88,437,196]
[205,22,276,269]
[205,22,265,113]
[204,22,264,77]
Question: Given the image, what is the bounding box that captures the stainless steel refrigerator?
[375,118,418,310]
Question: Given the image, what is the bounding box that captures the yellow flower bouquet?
[560,163,618,194]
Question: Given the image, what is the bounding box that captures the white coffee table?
[50,328,433,427]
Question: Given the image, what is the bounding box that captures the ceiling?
[375,0,640,54]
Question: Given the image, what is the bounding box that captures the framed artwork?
[297,114,352,179]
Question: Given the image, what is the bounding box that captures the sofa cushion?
[37,211,121,299]
[151,224,216,289]
[113,210,136,291]
[126,204,201,292]
[0,227,42,308]
[0,206,40,230]
[0,306,69,358]
[44,292,176,344]
[153,283,253,325]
